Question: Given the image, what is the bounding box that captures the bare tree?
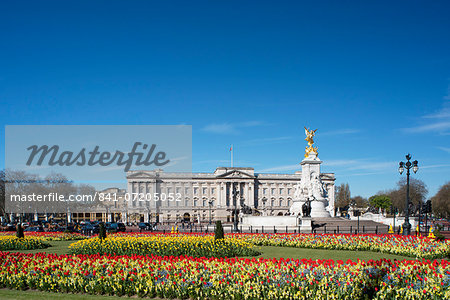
[389,178,428,214]
[4,169,41,216]
[431,181,450,219]
[335,183,351,209]
[351,195,368,209]
[4,169,96,216]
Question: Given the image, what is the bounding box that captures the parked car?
[106,222,126,232]
[81,224,99,234]
[0,224,15,231]
[24,226,44,232]
[138,222,153,231]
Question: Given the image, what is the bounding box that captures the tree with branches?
[431,181,450,219]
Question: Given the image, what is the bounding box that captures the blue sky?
[1,1,449,198]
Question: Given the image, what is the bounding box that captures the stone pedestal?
[310,199,330,218]
[298,217,312,232]
[241,215,297,226]
[289,200,304,216]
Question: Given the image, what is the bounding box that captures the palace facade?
[125,167,336,224]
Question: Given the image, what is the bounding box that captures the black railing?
[76,223,450,236]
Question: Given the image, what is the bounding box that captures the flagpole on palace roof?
[230,144,233,168]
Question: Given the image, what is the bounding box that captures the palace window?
[202,187,207,195]
[287,188,292,194]
[279,188,284,194]
[211,188,215,194]
[271,188,276,195]
[263,188,267,195]
[194,187,198,195]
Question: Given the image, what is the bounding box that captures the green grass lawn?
[0,289,124,300]
[6,240,75,255]
[254,245,410,261]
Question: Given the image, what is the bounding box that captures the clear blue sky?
[1,1,449,198]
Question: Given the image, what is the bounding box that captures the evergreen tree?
[99,223,107,240]
[214,220,224,240]
[16,224,24,239]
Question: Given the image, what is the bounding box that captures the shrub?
[99,223,107,240]
[16,225,24,239]
[434,225,446,241]
[215,220,224,240]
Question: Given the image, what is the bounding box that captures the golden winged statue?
[304,127,318,158]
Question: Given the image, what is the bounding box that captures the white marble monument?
[289,128,332,218]
[241,127,334,230]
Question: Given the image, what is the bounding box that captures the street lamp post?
[398,154,419,236]
[208,200,213,225]
[232,182,239,232]
[351,200,360,234]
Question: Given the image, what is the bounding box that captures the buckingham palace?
[124,166,336,224]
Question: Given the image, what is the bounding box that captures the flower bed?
[0,236,50,251]
[0,252,448,299]
[69,235,259,258]
[108,233,450,259]
[0,232,86,241]
[231,233,450,259]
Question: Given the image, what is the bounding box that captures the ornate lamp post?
[208,200,213,225]
[398,154,419,236]
[232,182,239,232]
[350,200,360,234]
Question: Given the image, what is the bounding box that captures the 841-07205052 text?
[99,192,182,202]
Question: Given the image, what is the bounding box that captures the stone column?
[221,182,226,207]
[127,181,133,210]
[248,182,254,207]
[328,184,335,217]
[244,182,249,206]
[151,180,157,209]
[217,182,222,208]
